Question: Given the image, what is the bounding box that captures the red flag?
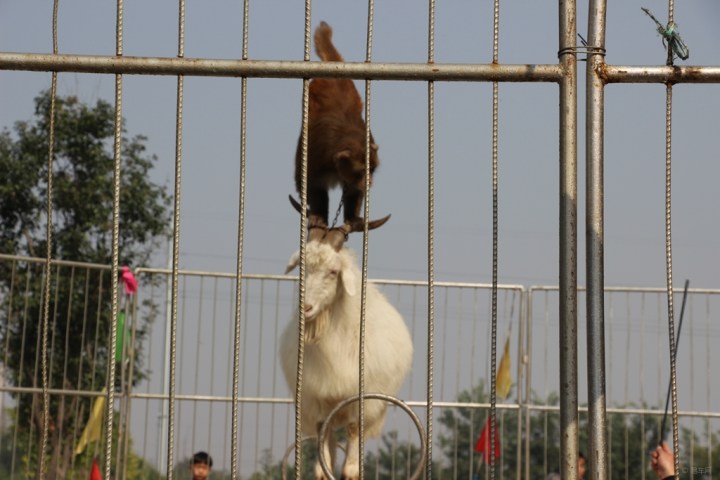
[121,266,138,295]
[90,458,102,480]
[474,416,500,463]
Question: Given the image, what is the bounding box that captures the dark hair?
[191,451,213,467]
[578,451,585,460]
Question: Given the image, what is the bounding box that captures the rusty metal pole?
[586,0,610,478]
[559,1,579,480]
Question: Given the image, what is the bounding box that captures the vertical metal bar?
[122,293,138,480]
[425,0,436,477]
[270,280,281,452]
[514,290,522,480]
[58,267,75,475]
[705,297,712,475]
[523,290,533,480]
[208,277,219,454]
[490,0,501,473]
[585,0,609,479]
[38,2,60,477]
[359,3,376,478]
[0,261,16,460]
[224,279,235,470]
[104,0,125,477]
[166,0,185,477]
[231,0,250,475]
[254,282,265,467]
[70,269,92,472]
[664,82,680,480]
[192,278,204,452]
[158,241,172,472]
[559,1,579,480]
[293,1,312,477]
[663,6,679,473]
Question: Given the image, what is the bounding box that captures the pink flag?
[121,266,138,295]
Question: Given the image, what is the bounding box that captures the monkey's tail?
[314,21,343,62]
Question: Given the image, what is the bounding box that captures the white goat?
[280,240,413,480]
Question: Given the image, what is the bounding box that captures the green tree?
[434,379,557,479]
[246,441,318,480]
[0,90,171,479]
[579,405,660,480]
[433,378,717,480]
[363,431,426,479]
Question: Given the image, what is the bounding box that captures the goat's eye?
[328,269,339,277]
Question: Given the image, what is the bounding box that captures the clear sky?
[1,1,718,288]
[2,0,719,475]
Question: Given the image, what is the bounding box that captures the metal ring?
[281,436,347,480]
[317,393,427,480]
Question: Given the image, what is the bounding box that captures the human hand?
[650,442,675,479]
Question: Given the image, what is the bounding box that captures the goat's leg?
[341,423,360,480]
[315,422,336,480]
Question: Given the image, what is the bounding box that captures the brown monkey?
[294,21,379,225]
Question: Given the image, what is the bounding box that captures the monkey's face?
[333,147,378,191]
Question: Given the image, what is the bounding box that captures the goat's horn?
[288,194,328,229]
[323,214,389,251]
[345,214,392,232]
[288,194,308,216]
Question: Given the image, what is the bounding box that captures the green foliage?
[0,90,171,480]
[433,379,559,479]
[0,410,163,480]
[364,431,426,479]
[245,449,290,480]
[242,397,719,480]
[0,90,171,263]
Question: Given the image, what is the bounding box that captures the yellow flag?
[496,335,512,400]
[74,390,106,455]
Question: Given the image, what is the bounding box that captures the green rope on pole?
[641,7,690,62]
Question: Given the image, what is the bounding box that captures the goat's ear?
[285,251,300,274]
[341,267,356,296]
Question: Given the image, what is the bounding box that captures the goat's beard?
[304,308,330,344]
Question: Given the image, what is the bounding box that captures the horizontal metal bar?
[0,386,293,404]
[0,52,563,83]
[525,403,720,419]
[0,254,524,289]
[5,386,718,419]
[0,253,112,270]
[5,253,717,293]
[529,284,720,295]
[602,64,720,84]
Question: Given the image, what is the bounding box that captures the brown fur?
[294,21,379,225]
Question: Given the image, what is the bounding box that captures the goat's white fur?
[280,242,413,480]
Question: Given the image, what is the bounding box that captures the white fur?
[280,242,413,480]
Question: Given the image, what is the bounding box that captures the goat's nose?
[304,304,313,313]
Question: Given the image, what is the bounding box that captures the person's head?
[190,451,213,480]
[577,451,586,479]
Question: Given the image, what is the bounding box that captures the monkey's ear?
[333,150,352,163]
[370,143,379,152]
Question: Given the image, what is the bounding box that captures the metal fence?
[1,0,719,479]
[1,254,718,478]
